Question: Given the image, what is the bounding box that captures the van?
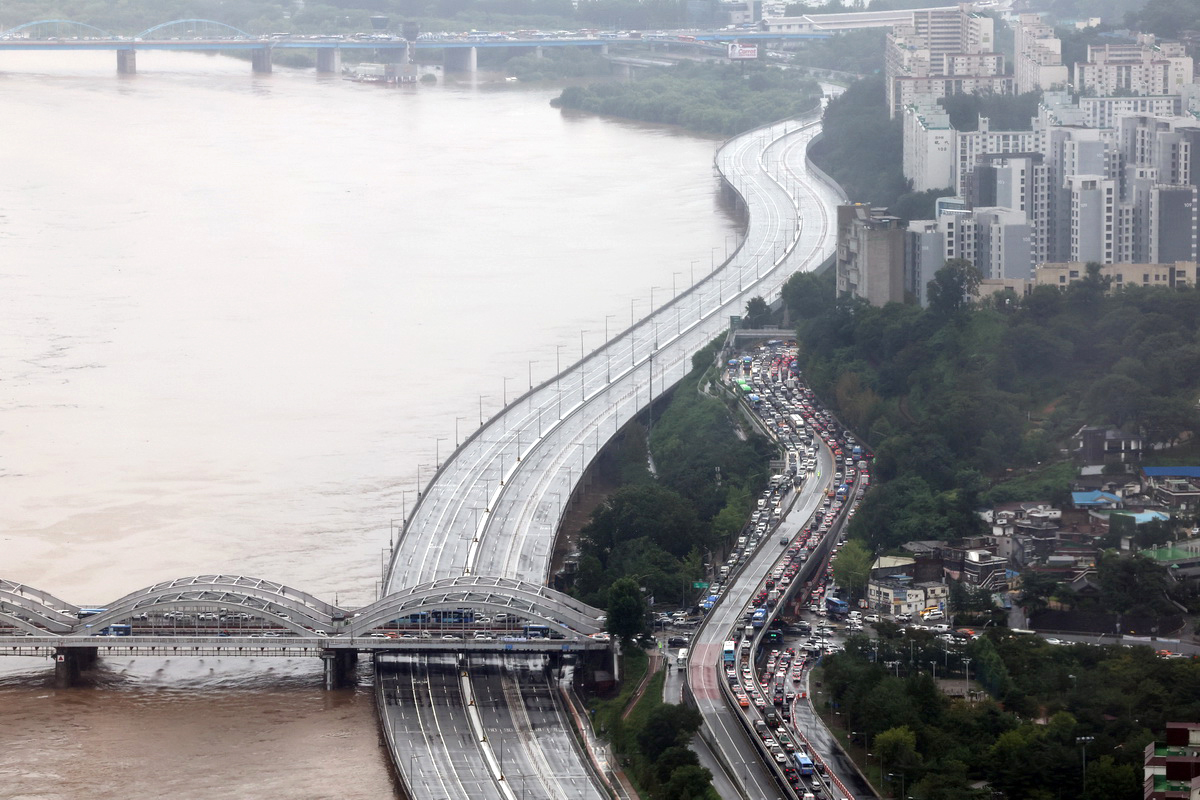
[922,609,944,621]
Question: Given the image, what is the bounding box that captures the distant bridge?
[0,18,830,74]
[0,574,608,687]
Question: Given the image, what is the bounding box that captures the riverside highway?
[380,111,842,800]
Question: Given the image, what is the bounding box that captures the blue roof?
[1072,490,1121,506]
[1143,467,1200,478]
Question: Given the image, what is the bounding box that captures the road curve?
[380,111,840,800]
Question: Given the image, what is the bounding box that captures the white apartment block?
[903,97,956,191]
[1075,35,1194,98]
[954,120,1043,197]
[1013,13,1068,93]
[1067,174,1117,264]
[885,4,1006,117]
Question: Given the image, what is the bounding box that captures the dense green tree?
[832,539,873,599]
[927,259,983,318]
[636,703,703,761]
[605,577,647,643]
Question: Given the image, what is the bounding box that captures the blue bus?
[77,608,108,619]
[523,624,550,639]
[826,597,849,616]
[723,640,737,664]
[98,624,131,636]
[794,752,814,775]
[752,608,768,628]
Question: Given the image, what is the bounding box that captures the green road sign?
[693,581,709,589]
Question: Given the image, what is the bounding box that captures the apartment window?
[1069,270,1079,278]
[1059,275,1067,283]
[1144,273,1150,282]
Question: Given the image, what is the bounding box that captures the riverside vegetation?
[551,61,823,136]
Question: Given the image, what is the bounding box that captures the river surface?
[0,50,738,799]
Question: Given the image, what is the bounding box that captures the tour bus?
[676,648,689,669]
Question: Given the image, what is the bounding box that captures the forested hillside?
[571,337,775,609]
[782,265,1200,552]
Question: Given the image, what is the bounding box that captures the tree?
[927,259,982,318]
[637,703,703,760]
[606,577,647,643]
[658,764,716,800]
[832,539,873,600]
[744,296,770,327]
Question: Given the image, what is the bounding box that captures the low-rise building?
[1144,722,1200,799]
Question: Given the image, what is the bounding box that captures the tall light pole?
[478,394,487,426]
[455,416,464,447]
[528,360,537,390]
[963,656,972,702]
[650,285,660,313]
[711,246,718,272]
[1077,736,1094,794]
[434,436,446,468]
[690,260,698,288]
[672,271,681,299]
[604,315,615,383]
[579,330,588,401]
[555,344,563,419]
[502,376,509,406]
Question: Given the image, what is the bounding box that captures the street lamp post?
[672,271,681,299]
[455,416,464,448]
[604,315,615,383]
[435,436,446,468]
[1077,736,1094,793]
[555,344,563,419]
[579,330,588,401]
[963,656,972,702]
[478,394,487,426]
[502,376,508,407]
[528,360,537,390]
[690,260,698,288]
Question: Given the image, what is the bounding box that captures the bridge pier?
[316,48,341,74]
[54,647,97,688]
[444,46,477,74]
[323,649,358,690]
[116,49,136,75]
[251,47,273,74]
[535,45,544,60]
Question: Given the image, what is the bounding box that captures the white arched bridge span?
[0,574,609,686]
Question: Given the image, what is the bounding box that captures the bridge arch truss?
[1,19,114,40]
[136,19,253,40]
[0,579,78,634]
[69,575,346,636]
[348,575,605,638]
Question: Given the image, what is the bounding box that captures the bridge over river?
[0,18,832,74]
[1,61,843,796]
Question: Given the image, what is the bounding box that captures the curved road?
[380,112,841,800]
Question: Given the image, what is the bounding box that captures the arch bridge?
[0,574,610,686]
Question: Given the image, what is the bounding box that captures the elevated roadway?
[382,112,840,800]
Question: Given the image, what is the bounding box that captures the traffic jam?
[721,340,870,800]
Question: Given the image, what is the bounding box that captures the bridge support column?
[600,43,609,56]
[316,48,341,74]
[443,46,477,73]
[323,649,358,690]
[535,45,544,59]
[251,47,273,74]
[54,647,97,688]
[116,49,136,75]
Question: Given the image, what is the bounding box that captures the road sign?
[693,581,709,589]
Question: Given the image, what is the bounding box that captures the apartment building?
[1076,34,1194,98]
[885,4,1007,117]
[902,97,956,192]
[1013,13,1069,93]
[835,205,906,306]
